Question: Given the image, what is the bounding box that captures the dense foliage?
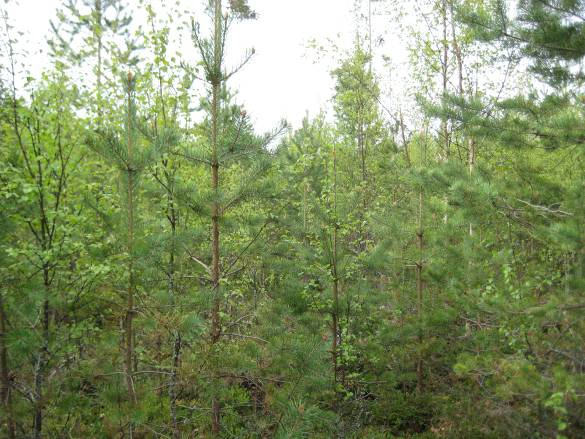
[1,0,584,437]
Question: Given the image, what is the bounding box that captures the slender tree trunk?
[399,110,411,167]
[149,20,180,434]
[441,0,450,161]
[34,271,50,439]
[210,1,222,434]
[0,294,15,439]
[167,174,181,439]
[359,121,366,183]
[33,163,51,439]
[331,141,340,389]
[170,332,181,439]
[450,0,463,98]
[33,340,43,438]
[125,72,137,407]
[449,0,476,237]
[95,0,103,121]
[416,192,424,393]
[368,0,372,71]
[468,139,475,174]
[468,138,475,236]
[303,180,308,243]
[332,230,339,387]
[357,111,368,254]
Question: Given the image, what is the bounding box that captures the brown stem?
[331,140,340,396]
[332,230,339,388]
[450,0,463,97]
[416,192,424,393]
[34,273,50,439]
[0,294,15,439]
[95,0,103,121]
[400,110,411,167]
[210,1,222,435]
[165,158,180,437]
[125,72,137,407]
[441,0,450,161]
[170,333,181,439]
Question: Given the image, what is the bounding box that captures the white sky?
[5,0,395,132]
[4,1,515,135]
[229,0,358,132]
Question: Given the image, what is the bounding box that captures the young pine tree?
[50,0,133,120]
[86,71,163,435]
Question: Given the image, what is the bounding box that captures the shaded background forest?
[1,0,584,437]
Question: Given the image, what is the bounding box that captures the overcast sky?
[2,0,523,138]
[228,0,359,132]
[5,0,399,132]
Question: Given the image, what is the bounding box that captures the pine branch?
[185,248,211,275]
[222,333,269,344]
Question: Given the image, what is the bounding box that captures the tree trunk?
[95,0,103,121]
[441,0,450,161]
[449,1,476,236]
[359,121,366,183]
[399,110,411,167]
[468,138,475,236]
[170,332,181,439]
[125,72,137,407]
[416,192,424,393]
[332,227,339,387]
[450,0,463,98]
[33,273,50,439]
[331,141,340,393]
[167,172,181,439]
[210,1,223,434]
[0,294,15,439]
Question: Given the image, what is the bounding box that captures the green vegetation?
[1,0,584,437]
